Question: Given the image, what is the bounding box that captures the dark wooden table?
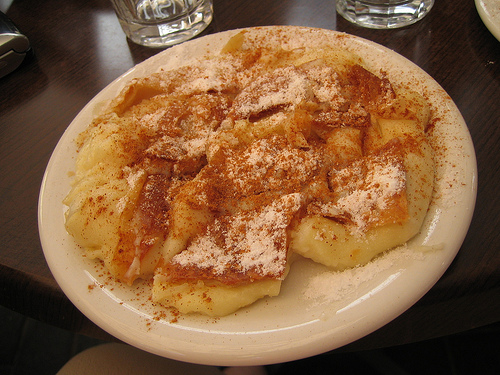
[1,0,499,353]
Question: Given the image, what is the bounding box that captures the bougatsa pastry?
[64,28,434,317]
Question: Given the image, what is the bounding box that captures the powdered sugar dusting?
[232,66,313,118]
[303,244,425,303]
[172,193,303,277]
[334,163,404,225]
[315,152,406,235]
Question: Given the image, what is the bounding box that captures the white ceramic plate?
[39,26,477,366]
[476,0,500,41]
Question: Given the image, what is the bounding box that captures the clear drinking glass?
[109,0,213,48]
[336,0,434,29]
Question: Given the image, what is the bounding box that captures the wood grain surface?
[0,0,498,352]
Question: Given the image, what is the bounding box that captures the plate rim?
[475,0,500,41]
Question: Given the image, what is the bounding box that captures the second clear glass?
[336,0,434,29]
